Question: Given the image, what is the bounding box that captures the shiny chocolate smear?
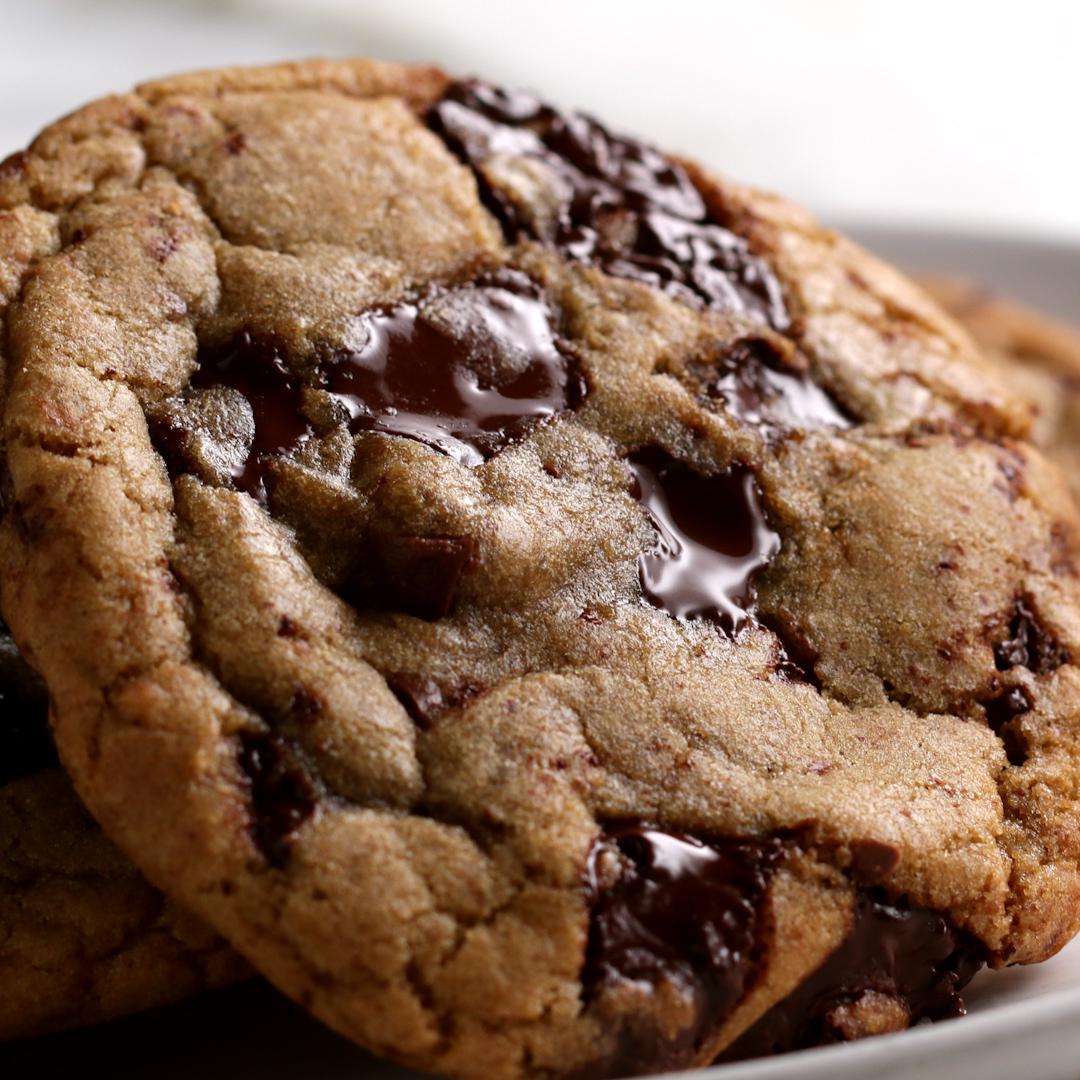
[0,620,55,784]
[428,81,789,329]
[628,449,780,634]
[324,270,583,467]
[695,337,851,431]
[580,825,780,1078]
[719,892,984,1061]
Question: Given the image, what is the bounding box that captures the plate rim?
[679,981,1080,1080]
[833,217,1080,256]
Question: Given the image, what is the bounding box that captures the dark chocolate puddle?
[428,80,790,329]
[627,449,780,635]
[579,824,781,1078]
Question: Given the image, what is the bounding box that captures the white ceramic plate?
[4,227,1080,1080]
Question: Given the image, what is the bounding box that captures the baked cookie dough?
[2,62,1079,1077]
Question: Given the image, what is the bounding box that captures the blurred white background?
[2,0,1078,240]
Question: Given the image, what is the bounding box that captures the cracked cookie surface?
[2,60,1080,1078]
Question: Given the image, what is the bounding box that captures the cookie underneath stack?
[921,276,1080,505]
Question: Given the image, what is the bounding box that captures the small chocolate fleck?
[995,453,1024,502]
[685,337,851,432]
[386,673,446,728]
[627,449,780,634]
[849,840,900,883]
[222,131,248,155]
[720,891,983,1061]
[580,824,780,1077]
[0,621,55,784]
[149,232,178,263]
[994,598,1069,675]
[1049,521,1079,578]
[428,81,789,328]
[237,731,317,868]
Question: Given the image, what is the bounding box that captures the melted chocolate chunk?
[848,840,901,883]
[994,599,1070,674]
[344,533,479,621]
[762,613,823,688]
[582,825,781,1078]
[688,337,851,431]
[188,332,313,504]
[237,731,317,868]
[324,270,581,467]
[0,620,55,784]
[387,674,447,728]
[985,686,1033,767]
[386,673,483,728]
[176,273,581,503]
[428,81,789,328]
[986,685,1032,729]
[720,892,983,1061]
[628,449,780,634]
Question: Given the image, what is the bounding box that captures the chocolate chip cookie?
[921,275,1080,504]
[0,623,247,1038]
[2,60,1080,1078]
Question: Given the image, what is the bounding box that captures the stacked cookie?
[922,276,1080,505]
[0,626,247,1038]
[3,59,1080,1079]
